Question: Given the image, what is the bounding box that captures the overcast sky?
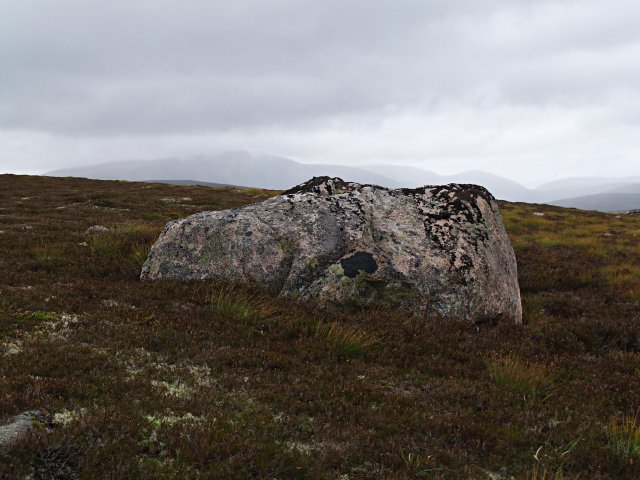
[1,0,639,186]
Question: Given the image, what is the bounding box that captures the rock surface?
[84,225,109,235]
[0,410,41,452]
[142,177,522,323]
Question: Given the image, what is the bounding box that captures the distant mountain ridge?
[44,152,537,201]
[46,152,640,211]
[549,193,640,212]
[144,179,248,189]
[47,152,396,192]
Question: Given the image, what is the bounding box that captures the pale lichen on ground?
[1,340,23,356]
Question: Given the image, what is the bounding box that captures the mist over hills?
[549,193,640,212]
[46,153,394,191]
[46,152,640,211]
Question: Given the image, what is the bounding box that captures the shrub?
[487,354,554,400]
[315,321,379,357]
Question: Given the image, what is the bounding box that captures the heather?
[1,174,639,479]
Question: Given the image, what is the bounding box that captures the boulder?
[142,177,522,323]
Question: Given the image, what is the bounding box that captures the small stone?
[532,212,545,217]
[84,225,109,235]
[603,232,614,237]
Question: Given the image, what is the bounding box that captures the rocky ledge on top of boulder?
[141,177,522,324]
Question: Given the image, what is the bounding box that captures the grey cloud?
[0,0,639,181]
[2,0,637,134]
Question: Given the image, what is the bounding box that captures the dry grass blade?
[315,321,379,357]
[32,242,66,262]
[487,354,555,400]
[88,232,126,261]
[88,223,161,267]
[208,287,278,322]
[522,463,578,480]
[607,413,640,458]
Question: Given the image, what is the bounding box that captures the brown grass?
[487,354,555,400]
[608,413,640,458]
[315,321,380,357]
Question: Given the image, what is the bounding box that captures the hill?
[46,154,536,202]
[550,192,640,212]
[46,152,396,191]
[536,177,640,210]
[1,174,640,478]
[362,165,536,202]
[143,179,248,188]
[45,152,640,210]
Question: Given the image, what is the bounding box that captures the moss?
[379,282,423,307]
[32,311,57,321]
[304,257,319,269]
[327,262,345,276]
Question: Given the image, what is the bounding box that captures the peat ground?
[1,174,639,479]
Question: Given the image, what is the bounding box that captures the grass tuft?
[315,321,379,357]
[208,287,277,322]
[88,223,160,268]
[399,448,439,478]
[523,463,574,480]
[88,232,126,261]
[33,242,66,262]
[607,413,640,458]
[487,354,554,400]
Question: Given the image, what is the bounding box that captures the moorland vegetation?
[1,174,639,479]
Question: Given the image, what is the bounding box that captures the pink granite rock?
[142,177,522,324]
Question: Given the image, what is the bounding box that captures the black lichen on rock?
[340,252,378,278]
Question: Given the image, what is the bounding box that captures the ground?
[0,174,639,479]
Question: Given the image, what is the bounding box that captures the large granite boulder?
[142,177,522,323]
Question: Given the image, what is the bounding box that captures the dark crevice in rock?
[340,252,379,278]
